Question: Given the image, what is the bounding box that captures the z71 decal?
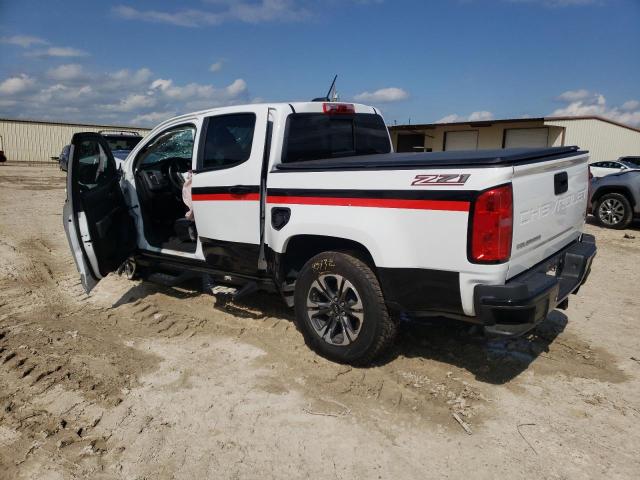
[411,174,471,186]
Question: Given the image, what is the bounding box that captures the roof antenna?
[312,75,338,102]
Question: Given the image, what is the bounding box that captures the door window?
[201,113,256,170]
[76,140,113,190]
[138,125,196,166]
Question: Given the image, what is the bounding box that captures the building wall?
[390,121,563,152]
[545,118,640,162]
[0,119,150,163]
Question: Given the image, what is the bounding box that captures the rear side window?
[283,113,390,163]
[103,136,141,151]
[201,113,256,170]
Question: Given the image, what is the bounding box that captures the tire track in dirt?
[1,166,635,479]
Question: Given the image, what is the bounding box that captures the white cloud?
[0,74,35,95]
[109,68,152,85]
[47,64,84,81]
[436,114,464,123]
[225,78,247,96]
[550,89,640,127]
[27,46,89,58]
[0,67,250,127]
[209,61,223,73]
[1,35,48,48]
[131,111,176,125]
[150,79,173,91]
[556,89,591,102]
[468,111,494,121]
[354,87,409,103]
[105,94,156,112]
[113,5,223,27]
[621,100,640,112]
[113,1,308,28]
[436,111,494,123]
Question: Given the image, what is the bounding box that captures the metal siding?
[390,119,639,160]
[545,119,640,162]
[0,120,150,163]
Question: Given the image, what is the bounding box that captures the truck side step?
[207,280,258,301]
[147,271,197,287]
[232,281,258,301]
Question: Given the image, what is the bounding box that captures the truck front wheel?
[294,251,396,365]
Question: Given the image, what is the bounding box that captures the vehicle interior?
[133,125,198,253]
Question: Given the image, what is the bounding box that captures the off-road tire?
[294,251,396,365]
[594,192,633,230]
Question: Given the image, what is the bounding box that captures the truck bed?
[275,146,584,171]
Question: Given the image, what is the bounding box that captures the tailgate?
[508,153,589,279]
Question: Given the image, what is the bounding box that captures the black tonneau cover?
[275,146,585,171]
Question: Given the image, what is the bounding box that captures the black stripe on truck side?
[266,188,476,202]
[192,185,260,195]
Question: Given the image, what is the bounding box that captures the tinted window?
[76,140,113,190]
[202,113,256,169]
[283,113,390,163]
[621,157,640,167]
[103,136,141,151]
[138,125,195,166]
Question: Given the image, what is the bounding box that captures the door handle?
[554,172,568,195]
[229,185,253,195]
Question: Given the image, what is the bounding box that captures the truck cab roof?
[152,102,380,131]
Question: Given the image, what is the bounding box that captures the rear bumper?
[474,233,596,337]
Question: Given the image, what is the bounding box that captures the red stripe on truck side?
[192,193,260,201]
[266,195,470,212]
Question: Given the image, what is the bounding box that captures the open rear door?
[63,132,136,293]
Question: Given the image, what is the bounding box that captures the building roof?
[0,117,151,130]
[544,116,640,133]
[389,115,640,134]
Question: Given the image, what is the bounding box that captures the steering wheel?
[167,158,188,195]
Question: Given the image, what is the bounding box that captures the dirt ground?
[0,165,639,480]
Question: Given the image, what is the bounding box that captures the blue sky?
[1,0,638,127]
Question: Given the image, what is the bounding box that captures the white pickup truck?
[64,101,596,365]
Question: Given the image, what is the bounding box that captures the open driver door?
[63,132,136,293]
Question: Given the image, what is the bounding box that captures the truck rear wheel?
[594,193,632,229]
[294,251,396,365]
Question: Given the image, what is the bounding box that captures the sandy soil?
[0,164,639,480]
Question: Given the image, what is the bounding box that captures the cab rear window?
[283,113,390,163]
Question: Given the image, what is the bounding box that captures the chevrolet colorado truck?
[63,101,596,365]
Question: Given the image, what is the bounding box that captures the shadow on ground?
[586,214,640,231]
[110,276,567,385]
[383,311,568,384]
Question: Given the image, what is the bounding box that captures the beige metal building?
[0,118,150,164]
[389,116,640,163]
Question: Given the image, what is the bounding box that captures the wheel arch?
[592,186,636,208]
[273,234,378,284]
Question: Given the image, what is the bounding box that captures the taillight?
[588,166,593,180]
[323,103,355,114]
[470,184,513,263]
